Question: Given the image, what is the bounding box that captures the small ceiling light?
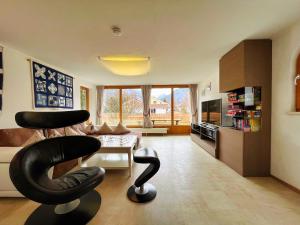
[111,25,122,36]
[99,55,150,76]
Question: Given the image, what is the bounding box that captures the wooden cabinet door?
[219,127,244,175]
[219,42,245,92]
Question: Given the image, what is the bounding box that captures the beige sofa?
[0,146,23,197]
[0,126,141,197]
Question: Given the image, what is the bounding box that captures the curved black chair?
[10,110,105,225]
[127,147,160,203]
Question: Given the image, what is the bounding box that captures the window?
[101,85,192,128]
[80,86,89,111]
[174,88,191,125]
[103,89,120,125]
[150,88,171,126]
[122,89,143,126]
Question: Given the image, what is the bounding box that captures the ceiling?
[1,0,300,85]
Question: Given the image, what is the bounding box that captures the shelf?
[200,132,216,141]
[219,39,271,176]
[191,128,200,134]
[232,115,244,118]
[229,101,244,104]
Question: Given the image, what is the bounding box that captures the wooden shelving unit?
[226,87,262,132]
[218,39,271,176]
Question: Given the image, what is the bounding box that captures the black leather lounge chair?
[10,110,105,225]
[127,147,160,203]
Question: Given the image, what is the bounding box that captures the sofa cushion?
[71,125,87,135]
[48,129,63,138]
[84,124,96,135]
[0,128,43,147]
[47,128,65,137]
[22,130,45,147]
[65,127,86,136]
[72,123,85,133]
[112,123,131,135]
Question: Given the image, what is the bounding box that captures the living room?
[0,1,300,225]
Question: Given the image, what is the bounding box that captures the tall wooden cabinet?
[219,40,272,176]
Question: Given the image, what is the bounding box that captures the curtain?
[189,84,199,124]
[96,86,104,125]
[142,85,153,128]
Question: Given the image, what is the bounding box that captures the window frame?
[102,84,191,128]
[80,86,90,112]
[296,54,300,112]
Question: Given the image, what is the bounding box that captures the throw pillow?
[81,124,94,134]
[47,128,65,137]
[22,130,45,147]
[71,126,87,135]
[112,123,131,135]
[95,122,113,135]
[72,123,87,134]
[48,129,63,138]
[65,127,86,136]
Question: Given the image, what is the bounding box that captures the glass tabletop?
[98,135,137,148]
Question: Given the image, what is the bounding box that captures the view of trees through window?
[150,88,172,126]
[122,89,143,126]
[174,88,191,125]
[102,86,191,126]
[102,89,120,125]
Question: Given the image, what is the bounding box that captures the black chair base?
[127,183,157,203]
[25,190,101,225]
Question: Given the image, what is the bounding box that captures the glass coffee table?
[81,135,138,177]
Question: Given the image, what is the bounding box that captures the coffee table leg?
[128,151,132,177]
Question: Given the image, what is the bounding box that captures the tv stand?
[190,123,219,158]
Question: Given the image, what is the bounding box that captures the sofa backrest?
[0,128,41,147]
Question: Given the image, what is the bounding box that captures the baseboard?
[271,175,300,194]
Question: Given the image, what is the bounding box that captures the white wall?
[271,21,300,189]
[198,72,223,122]
[0,44,96,128]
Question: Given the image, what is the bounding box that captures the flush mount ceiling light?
[99,56,150,76]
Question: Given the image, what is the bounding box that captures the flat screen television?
[201,99,221,126]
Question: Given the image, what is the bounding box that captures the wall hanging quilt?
[0,46,3,111]
[32,61,73,108]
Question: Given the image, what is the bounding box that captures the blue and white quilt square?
[32,61,73,109]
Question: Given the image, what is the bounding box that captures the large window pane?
[150,88,171,126]
[103,89,120,125]
[174,88,191,125]
[122,89,143,126]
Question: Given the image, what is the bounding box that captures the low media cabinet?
[190,123,219,158]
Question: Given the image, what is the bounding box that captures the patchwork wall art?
[31,61,73,109]
[0,46,3,112]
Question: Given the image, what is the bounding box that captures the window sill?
[287,112,300,115]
